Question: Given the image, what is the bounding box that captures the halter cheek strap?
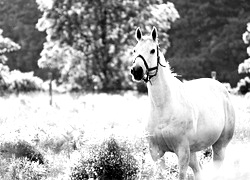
[134,46,166,83]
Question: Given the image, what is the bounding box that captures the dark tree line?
[167,0,250,86]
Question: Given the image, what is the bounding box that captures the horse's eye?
[150,49,155,54]
[133,49,136,53]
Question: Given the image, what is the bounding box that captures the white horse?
[130,27,235,180]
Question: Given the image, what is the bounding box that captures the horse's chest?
[147,111,190,154]
[147,124,180,153]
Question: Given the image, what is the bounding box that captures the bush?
[236,77,250,94]
[0,141,48,180]
[70,137,139,180]
[0,63,10,93]
[4,157,48,180]
[0,68,44,94]
[8,70,43,92]
[0,140,44,164]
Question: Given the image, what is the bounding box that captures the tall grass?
[0,92,249,179]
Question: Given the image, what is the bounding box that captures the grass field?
[0,92,249,179]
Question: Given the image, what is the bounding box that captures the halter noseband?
[134,46,166,83]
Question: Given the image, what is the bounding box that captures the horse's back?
[184,78,232,109]
[184,78,229,97]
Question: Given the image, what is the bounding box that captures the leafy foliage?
[0,63,11,92]
[0,157,48,180]
[0,140,47,180]
[238,23,250,74]
[0,69,43,94]
[0,0,46,77]
[236,77,250,95]
[8,70,43,92]
[70,137,139,180]
[167,0,250,86]
[36,0,179,91]
[0,28,20,67]
[0,29,19,93]
[0,28,43,94]
[237,22,250,94]
[0,140,45,164]
[0,29,20,56]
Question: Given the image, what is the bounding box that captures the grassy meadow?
[0,92,249,179]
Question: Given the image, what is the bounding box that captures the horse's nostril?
[135,66,143,75]
[131,66,143,80]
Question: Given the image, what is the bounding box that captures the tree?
[238,22,250,74]
[0,29,20,63]
[0,29,43,94]
[167,0,250,86]
[0,29,20,92]
[0,0,46,78]
[237,22,250,94]
[36,0,179,91]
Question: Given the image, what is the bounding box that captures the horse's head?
[130,27,160,82]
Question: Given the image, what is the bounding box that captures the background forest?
[0,0,250,92]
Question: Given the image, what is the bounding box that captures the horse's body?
[130,27,235,180]
[146,63,235,168]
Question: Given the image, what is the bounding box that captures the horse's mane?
[158,49,178,78]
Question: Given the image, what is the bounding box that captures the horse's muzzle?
[131,65,143,81]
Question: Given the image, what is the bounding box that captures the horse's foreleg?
[189,152,202,180]
[177,145,190,180]
[152,157,167,180]
[148,141,166,179]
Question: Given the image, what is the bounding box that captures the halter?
[134,46,166,83]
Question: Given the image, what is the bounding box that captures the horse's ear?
[135,27,142,41]
[151,26,158,41]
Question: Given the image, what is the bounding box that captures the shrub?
[0,156,48,180]
[0,141,48,180]
[0,69,44,94]
[70,137,139,180]
[8,70,43,92]
[236,77,250,94]
[238,22,250,93]
[5,157,48,180]
[0,63,10,93]
[0,140,44,164]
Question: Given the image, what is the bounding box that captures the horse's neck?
[147,61,181,109]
